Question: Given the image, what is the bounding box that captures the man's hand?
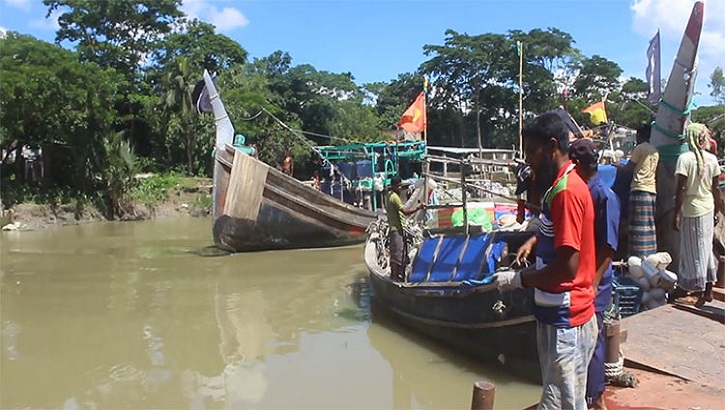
[673,213,681,231]
[515,237,536,267]
[493,270,523,291]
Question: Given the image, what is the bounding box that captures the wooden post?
[471,381,496,410]
[461,159,469,235]
[605,320,621,364]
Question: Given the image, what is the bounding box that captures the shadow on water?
[366,290,541,386]
[191,245,232,257]
[336,272,373,322]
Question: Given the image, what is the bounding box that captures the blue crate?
[613,276,643,317]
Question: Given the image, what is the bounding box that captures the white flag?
[646,30,661,104]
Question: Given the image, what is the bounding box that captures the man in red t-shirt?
[495,111,597,409]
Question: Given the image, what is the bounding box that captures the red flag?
[400,92,426,133]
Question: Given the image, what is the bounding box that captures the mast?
[518,40,524,159]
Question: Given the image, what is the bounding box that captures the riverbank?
[1,176,212,232]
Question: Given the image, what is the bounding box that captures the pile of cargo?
[625,252,677,310]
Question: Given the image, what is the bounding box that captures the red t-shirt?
[534,161,596,327]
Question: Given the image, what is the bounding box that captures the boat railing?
[421,155,519,236]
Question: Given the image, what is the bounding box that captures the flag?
[400,92,426,133]
[581,101,608,125]
[423,76,429,92]
[646,30,661,104]
[516,40,522,57]
[192,72,217,115]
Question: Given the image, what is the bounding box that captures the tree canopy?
[2,2,717,215]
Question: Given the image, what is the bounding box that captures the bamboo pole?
[518,40,524,159]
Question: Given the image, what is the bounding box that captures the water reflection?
[1,218,540,409]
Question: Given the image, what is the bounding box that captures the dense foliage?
[2,1,723,215]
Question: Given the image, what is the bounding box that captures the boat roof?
[427,146,517,156]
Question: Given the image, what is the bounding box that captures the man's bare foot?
[675,295,701,306]
[588,394,608,410]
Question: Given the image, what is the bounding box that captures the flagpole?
[518,40,523,160]
[423,78,429,210]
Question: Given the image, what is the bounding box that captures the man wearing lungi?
[673,123,722,307]
[625,124,659,257]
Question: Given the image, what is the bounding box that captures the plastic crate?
[613,276,643,317]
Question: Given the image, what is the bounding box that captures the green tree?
[43,0,183,75]
[153,19,247,74]
[709,67,725,105]
[163,56,196,174]
[0,32,120,187]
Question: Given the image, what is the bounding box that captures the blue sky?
[1,0,723,105]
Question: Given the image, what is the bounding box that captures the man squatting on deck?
[387,176,426,282]
[494,112,598,410]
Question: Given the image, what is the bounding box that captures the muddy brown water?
[1,218,540,409]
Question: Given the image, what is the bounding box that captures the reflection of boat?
[200,70,427,252]
[364,227,540,381]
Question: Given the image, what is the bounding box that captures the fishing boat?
[199,70,425,252]
[364,221,540,379]
[363,150,541,377]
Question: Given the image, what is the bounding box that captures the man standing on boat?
[569,139,620,410]
[495,112,597,410]
[387,176,425,282]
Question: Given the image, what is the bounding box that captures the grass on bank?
[1,173,211,216]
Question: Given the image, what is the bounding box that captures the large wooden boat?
[650,1,704,269]
[201,70,383,252]
[212,144,379,251]
[364,222,540,379]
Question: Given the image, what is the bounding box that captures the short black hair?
[636,123,651,142]
[522,112,571,153]
[390,175,402,186]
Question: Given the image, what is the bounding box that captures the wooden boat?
[212,143,378,251]
[201,70,388,252]
[364,223,540,379]
[650,1,704,268]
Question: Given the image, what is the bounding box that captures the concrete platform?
[523,301,725,410]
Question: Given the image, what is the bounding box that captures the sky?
[0,0,723,106]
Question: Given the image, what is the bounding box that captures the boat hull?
[364,233,540,380]
[213,146,376,252]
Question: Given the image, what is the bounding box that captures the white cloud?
[181,0,249,32]
[208,6,249,31]
[28,10,61,31]
[4,0,31,11]
[0,25,7,39]
[631,0,725,102]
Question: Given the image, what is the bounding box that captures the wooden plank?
[223,151,268,221]
[620,301,725,390]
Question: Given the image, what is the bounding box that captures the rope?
[259,107,363,144]
[651,121,685,141]
[604,353,624,379]
[259,107,360,189]
[658,98,694,117]
[237,111,264,121]
[657,143,689,163]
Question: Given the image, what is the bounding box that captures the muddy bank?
[2,185,211,232]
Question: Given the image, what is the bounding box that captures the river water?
[1,218,540,409]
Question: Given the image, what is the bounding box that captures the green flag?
[516,40,522,57]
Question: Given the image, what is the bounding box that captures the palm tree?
[164,56,196,175]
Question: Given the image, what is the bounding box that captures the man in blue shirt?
[569,139,620,409]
